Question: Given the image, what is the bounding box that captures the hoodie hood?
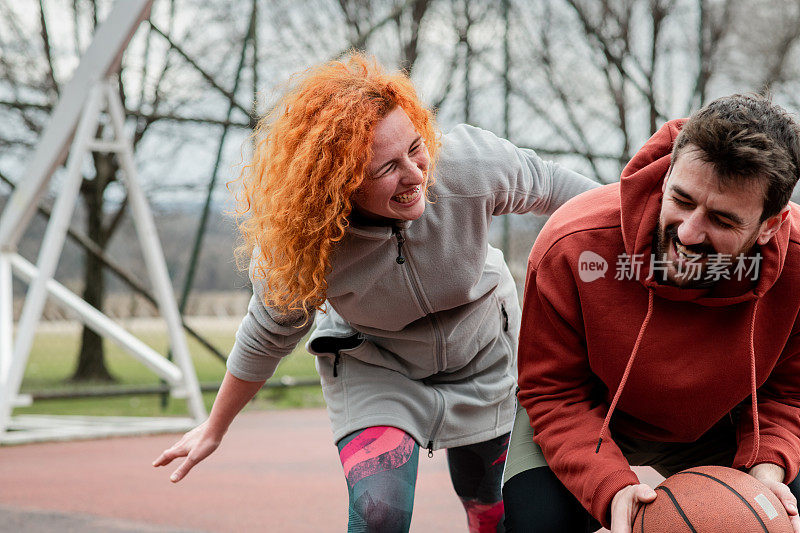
[618,119,792,306]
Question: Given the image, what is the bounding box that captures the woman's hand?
[152,372,265,482]
[152,421,222,482]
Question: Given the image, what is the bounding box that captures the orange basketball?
[632,465,793,532]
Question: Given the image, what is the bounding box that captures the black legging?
[503,466,800,533]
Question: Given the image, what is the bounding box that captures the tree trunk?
[71,154,115,382]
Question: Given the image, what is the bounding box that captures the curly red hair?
[232,53,440,317]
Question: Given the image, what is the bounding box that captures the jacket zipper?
[426,386,446,458]
[430,314,445,372]
[392,226,406,264]
[392,225,446,372]
[501,303,509,332]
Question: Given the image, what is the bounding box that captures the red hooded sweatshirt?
[517,119,800,528]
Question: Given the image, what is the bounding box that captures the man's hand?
[610,483,657,533]
[748,463,800,533]
[152,421,222,483]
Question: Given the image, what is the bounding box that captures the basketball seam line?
[673,471,769,533]
[656,486,698,533]
[640,502,646,533]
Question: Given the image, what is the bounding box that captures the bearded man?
[503,94,800,533]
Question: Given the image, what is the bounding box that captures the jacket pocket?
[496,294,520,353]
[308,333,363,356]
[468,345,516,403]
[311,333,364,386]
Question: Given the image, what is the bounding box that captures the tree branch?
[137,0,178,144]
[690,0,734,111]
[0,100,251,128]
[564,0,667,122]
[475,54,617,183]
[760,9,800,89]
[335,0,411,56]
[146,21,252,119]
[537,1,604,180]
[400,0,431,73]
[38,0,59,97]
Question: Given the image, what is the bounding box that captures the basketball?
[632,465,793,532]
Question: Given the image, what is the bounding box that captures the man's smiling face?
[654,145,781,288]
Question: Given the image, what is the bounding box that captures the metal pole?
[26,378,322,400]
[104,80,207,421]
[10,254,184,385]
[0,85,104,435]
[0,169,227,363]
[501,0,512,260]
[179,6,256,314]
[0,253,12,384]
[0,0,153,250]
[161,6,256,408]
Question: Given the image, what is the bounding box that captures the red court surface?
[0,409,464,532]
[0,408,661,532]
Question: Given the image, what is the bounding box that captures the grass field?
[13,318,324,418]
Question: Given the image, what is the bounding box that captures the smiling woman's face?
[352,107,430,223]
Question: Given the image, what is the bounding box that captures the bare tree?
[474,0,798,184]
[0,0,259,381]
[715,0,800,100]
[7,0,800,384]
[688,0,735,112]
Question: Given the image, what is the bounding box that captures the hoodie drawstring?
[596,289,655,453]
[745,299,761,468]
[594,290,763,465]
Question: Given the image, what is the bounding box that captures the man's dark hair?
[672,93,800,221]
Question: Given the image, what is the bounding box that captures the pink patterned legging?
[337,426,509,533]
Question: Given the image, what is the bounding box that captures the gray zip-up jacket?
[227,124,598,449]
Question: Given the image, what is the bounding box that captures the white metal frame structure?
[0,0,206,444]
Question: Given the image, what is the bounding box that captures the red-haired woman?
[154,53,597,531]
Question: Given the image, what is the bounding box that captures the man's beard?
[653,222,759,288]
